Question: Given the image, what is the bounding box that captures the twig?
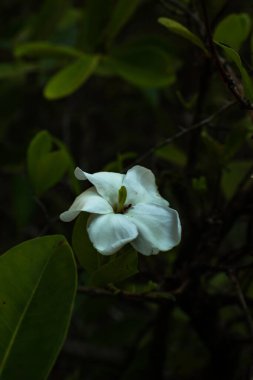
[38,215,59,236]
[228,270,253,340]
[130,100,235,166]
[78,286,175,306]
[33,197,60,235]
[200,0,253,110]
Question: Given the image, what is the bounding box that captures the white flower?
[60,165,181,256]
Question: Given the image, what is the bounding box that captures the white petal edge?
[74,167,124,206]
[127,203,181,256]
[60,187,113,222]
[87,213,138,255]
[123,165,169,207]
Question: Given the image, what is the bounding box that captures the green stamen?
[115,186,127,213]
[118,185,127,207]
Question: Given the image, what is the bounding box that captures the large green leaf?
[105,0,142,42]
[214,13,251,51]
[108,40,181,87]
[89,247,138,287]
[27,130,71,196]
[158,17,209,55]
[14,42,84,59]
[44,54,99,99]
[215,41,253,102]
[0,235,77,380]
[72,213,99,274]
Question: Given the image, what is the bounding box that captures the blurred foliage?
[1,0,253,379]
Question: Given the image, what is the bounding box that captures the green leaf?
[158,17,209,55]
[106,0,142,42]
[202,130,223,158]
[251,33,253,63]
[72,213,99,274]
[192,176,207,192]
[198,131,223,179]
[27,130,52,174]
[205,272,230,295]
[95,56,117,77]
[89,247,138,287]
[215,41,253,102]
[0,63,37,79]
[221,160,252,200]
[30,130,53,155]
[14,42,84,59]
[77,0,114,52]
[44,54,100,99]
[27,130,71,196]
[176,90,197,109]
[54,137,80,195]
[103,152,137,172]
[214,13,251,51]
[35,150,70,194]
[223,117,253,161]
[109,41,181,87]
[155,145,187,166]
[0,235,77,380]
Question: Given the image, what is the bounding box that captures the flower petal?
[87,214,138,255]
[123,165,169,207]
[127,203,181,255]
[60,187,113,222]
[74,167,123,206]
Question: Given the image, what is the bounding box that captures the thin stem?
[77,286,175,306]
[129,100,235,167]
[33,196,50,220]
[228,270,253,340]
[160,0,202,30]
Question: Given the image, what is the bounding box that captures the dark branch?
[78,286,175,306]
[200,0,253,110]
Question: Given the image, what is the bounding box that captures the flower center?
[114,186,132,214]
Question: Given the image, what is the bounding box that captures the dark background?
[1,0,253,379]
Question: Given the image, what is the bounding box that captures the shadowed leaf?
[0,235,77,380]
